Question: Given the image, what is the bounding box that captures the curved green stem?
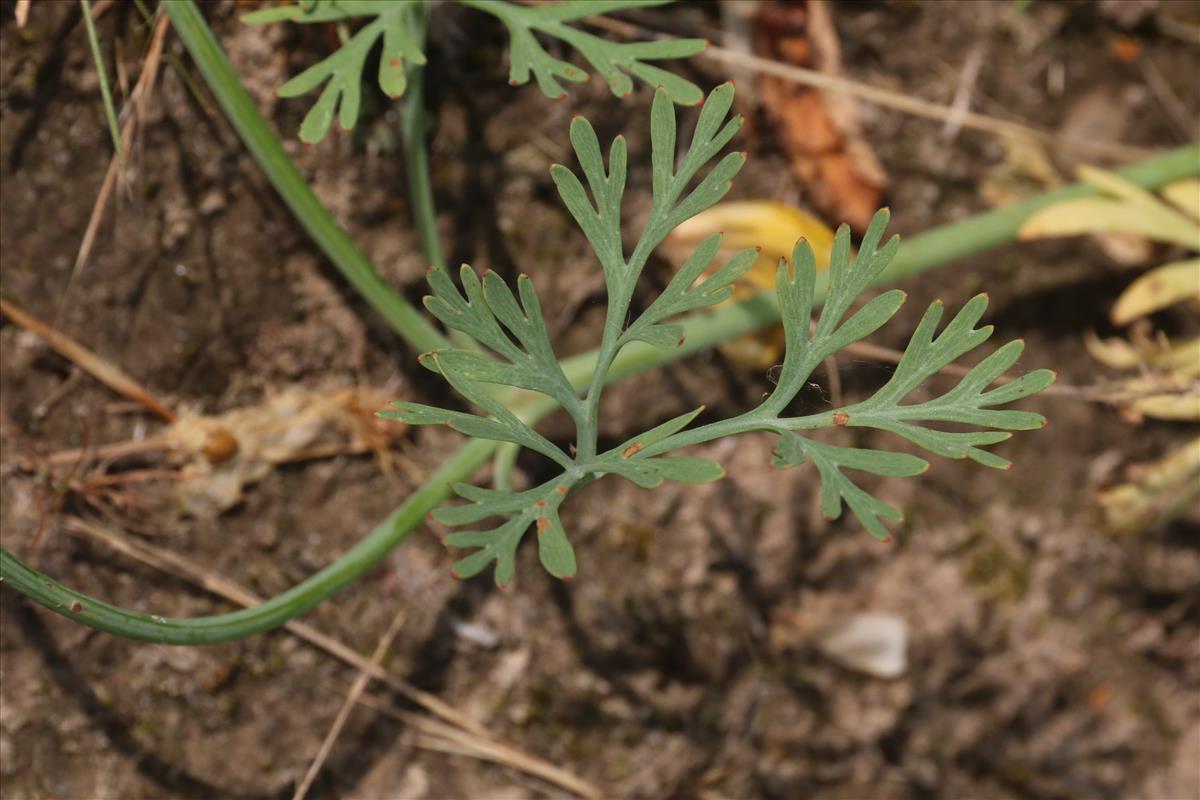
[400,2,446,270]
[0,438,498,644]
[161,0,448,354]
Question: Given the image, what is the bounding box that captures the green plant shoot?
[381,83,1056,586]
[243,0,706,143]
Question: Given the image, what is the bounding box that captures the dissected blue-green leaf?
[625,323,685,349]
[249,1,703,142]
[464,0,705,104]
[615,406,706,453]
[653,456,726,484]
[626,239,758,344]
[772,432,927,478]
[375,78,1055,582]
[430,353,573,468]
[770,429,809,470]
[536,509,577,579]
[444,516,526,586]
[751,206,1054,541]
[603,455,725,488]
[381,367,573,470]
[421,266,580,415]
[432,483,546,525]
[773,436,912,540]
[438,480,578,585]
[246,1,425,143]
[551,120,627,280]
[766,215,903,407]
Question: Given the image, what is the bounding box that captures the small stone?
[199,189,227,216]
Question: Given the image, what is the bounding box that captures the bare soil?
[1,2,1198,799]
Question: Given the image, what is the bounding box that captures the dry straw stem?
[39,437,171,467]
[336,687,608,799]
[293,608,408,800]
[0,297,175,421]
[73,10,170,278]
[587,15,1151,161]
[59,517,603,799]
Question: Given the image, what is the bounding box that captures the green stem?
[160,0,448,354]
[400,2,445,270]
[0,438,498,644]
[879,145,1200,282]
[81,0,124,164]
[4,24,1195,649]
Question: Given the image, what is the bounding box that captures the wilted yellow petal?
[714,326,787,371]
[1111,259,1200,325]
[662,201,838,370]
[1087,331,1200,375]
[1018,197,1198,248]
[1078,165,1170,216]
[1077,165,1200,248]
[665,200,837,296]
[1161,178,1200,221]
[1151,337,1200,375]
[1098,436,1200,533]
[1084,330,1145,369]
[1131,392,1200,421]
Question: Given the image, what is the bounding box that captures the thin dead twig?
[1,297,175,422]
[1139,54,1196,142]
[71,10,170,281]
[586,15,1152,162]
[57,518,605,799]
[39,436,170,467]
[60,517,479,734]
[293,608,407,800]
[704,46,1152,161]
[1157,15,1200,46]
[335,686,608,799]
[942,43,987,141]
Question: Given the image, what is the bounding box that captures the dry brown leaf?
[755,0,885,232]
[165,385,403,516]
